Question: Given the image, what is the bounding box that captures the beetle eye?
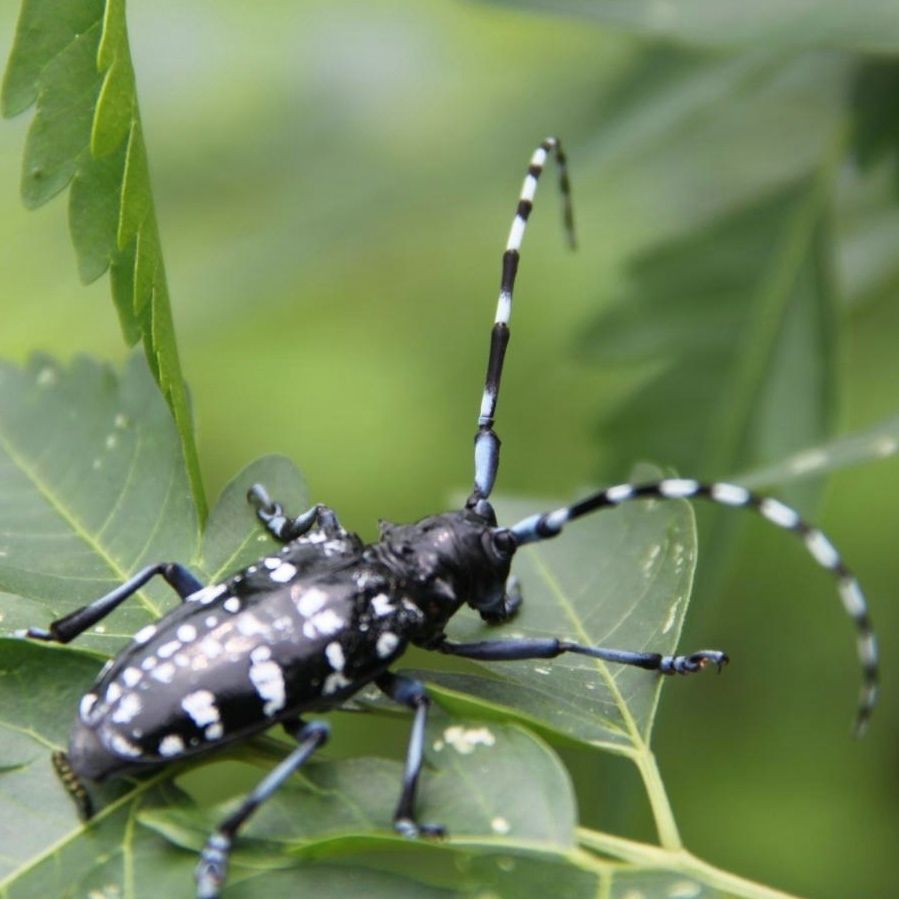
[490,529,517,558]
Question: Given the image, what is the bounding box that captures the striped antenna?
[510,478,879,736]
[468,138,575,509]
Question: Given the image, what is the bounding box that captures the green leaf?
[0,354,198,652]
[582,180,839,499]
[2,0,206,521]
[0,358,782,896]
[850,59,899,186]
[482,0,899,51]
[0,355,305,655]
[142,718,576,854]
[733,410,899,488]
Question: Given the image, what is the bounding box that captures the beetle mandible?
[20,138,879,899]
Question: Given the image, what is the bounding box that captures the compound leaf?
[583,180,838,507]
[2,0,205,520]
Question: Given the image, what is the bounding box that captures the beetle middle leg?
[247,484,343,542]
[432,635,728,675]
[18,562,203,644]
[195,718,330,899]
[376,672,446,839]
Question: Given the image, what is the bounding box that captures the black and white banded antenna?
[509,478,880,735]
[468,137,575,514]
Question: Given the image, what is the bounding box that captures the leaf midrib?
[0,420,160,617]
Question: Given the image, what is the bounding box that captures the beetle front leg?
[247,484,342,542]
[479,576,523,625]
[195,719,330,899]
[376,672,445,839]
[432,636,728,675]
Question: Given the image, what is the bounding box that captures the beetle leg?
[433,636,728,675]
[376,672,446,839]
[195,719,330,899]
[247,484,343,541]
[478,576,522,625]
[18,562,202,644]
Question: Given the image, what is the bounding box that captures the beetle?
[20,138,879,899]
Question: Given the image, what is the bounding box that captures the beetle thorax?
[371,510,513,633]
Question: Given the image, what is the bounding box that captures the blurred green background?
[2,1,898,895]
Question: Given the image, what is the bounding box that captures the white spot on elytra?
[250,645,271,663]
[122,667,142,688]
[105,682,122,704]
[111,692,142,724]
[157,640,181,659]
[294,587,328,616]
[249,658,286,715]
[325,642,345,671]
[80,694,97,721]
[303,608,344,639]
[133,624,156,644]
[371,594,394,617]
[205,722,224,741]
[158,734,184,757]
[188,584,226,605]
[224,597,241,613]
[263,557,281,570]
[177,624,197,643]
[108,733,141,757]
[237,614,268,637]
[200,637,223,658]
[323,672,351,695]
[140,656,157,671]
[376,632,399,658]
[442,725,495,755]
[270,563,297,583]
[181,690,220,727]
[150,662,176,684]
[205,616,217,628]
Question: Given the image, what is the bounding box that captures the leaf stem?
[577,827,802,899]
[629,746,682,850]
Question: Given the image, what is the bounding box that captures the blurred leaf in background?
[1,0,898,897]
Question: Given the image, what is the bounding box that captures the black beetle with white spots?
[20,138,879,898]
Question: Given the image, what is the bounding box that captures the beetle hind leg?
[195,719,330,899]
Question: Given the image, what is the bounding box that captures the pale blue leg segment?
[433,636,727,674]
[376,672,445,838]
[195,719,330,899]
